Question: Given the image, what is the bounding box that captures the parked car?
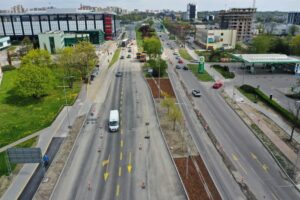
[128,49,132,52]
[183,66,188,70]
[175,56,180,60]
[127,54,131,58]
[213,81,223,89]
[178,59,183,64]
[192,59,199,63]
[173,52,178,55]
[120,55,124,59]
[192,89,201,97]
[176,65,181,69]
[115,71,123,77]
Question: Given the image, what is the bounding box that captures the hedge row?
[1,65,16,72]
[240,84,299,127]
[212,65,235,79]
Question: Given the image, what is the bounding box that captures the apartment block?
[219,8,256,42]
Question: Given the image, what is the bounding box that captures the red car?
[213,81,223,89]
[178,59,183,64]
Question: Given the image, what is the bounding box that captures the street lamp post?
[61,76,74,129]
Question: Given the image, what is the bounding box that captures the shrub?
[1,65,16,72]
[212,65,235,79]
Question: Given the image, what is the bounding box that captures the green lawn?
[0,137,37,176]
[179,48,193,61]
[0,69,81,148]
[108,48,121,68]
[188,64,214,82]
[237,87,259,103]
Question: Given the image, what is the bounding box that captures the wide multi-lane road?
[158,27,300,200]
[50,26,186,200]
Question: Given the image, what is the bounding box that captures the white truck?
[109,110,119,132]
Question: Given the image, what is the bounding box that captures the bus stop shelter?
[232,54,300,74]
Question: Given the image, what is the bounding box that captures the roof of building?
[232,54,300,64]
[0,8,116,16]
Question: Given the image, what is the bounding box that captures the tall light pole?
[59,76,74,129]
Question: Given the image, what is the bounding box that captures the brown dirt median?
[146,78,175,98]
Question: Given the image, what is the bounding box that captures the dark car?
[192,89,201,97]
[178,59,183,64]
[176,65,181,69]
[183,66,188,70]
[120,55,124,59]
[115,72,123,77]
[127,54,131,58]
[213,81,223,89]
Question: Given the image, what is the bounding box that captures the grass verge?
[212,65,235,79]
[188,64,214,82]
[179,48,193,61]
[0,69,81,148]
[108,48,121,68]
[135,28,143,52]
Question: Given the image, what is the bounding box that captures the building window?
[31,16,39,21]
[3,16,11,22]
[12,16,21,22]
[77,15,85,20]
[86,15,94,20]
[68,15,76,21]
[21,15,30,22]
[95,15,102,20]
[49,15,57,21]
[58,15,67,20]
[40,15,48,21]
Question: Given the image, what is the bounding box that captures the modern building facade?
[0,36,11,50]
[38,30,90,53]
[195,27,237,50]
[187,3,196,21]
[288,12,300,25]
[219,8,256,42]
[0,9,120,41]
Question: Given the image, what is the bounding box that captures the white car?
[192,89,201,97]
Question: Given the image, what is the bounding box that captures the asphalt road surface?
[50,27,186,200]
[158,26,300,200]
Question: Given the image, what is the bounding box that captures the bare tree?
[289,100,300,142]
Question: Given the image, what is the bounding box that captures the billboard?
[7,148,42,164]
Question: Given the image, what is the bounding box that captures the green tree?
[57,47,77,87]
[168,105,183,130]
[270,37,290,54]
[21,49,52,68]
[161,97,175,114]
[73,41,98,81]
[146,58,167,77]
[290,35,300,55]
[143,37,162,58]
[289,25,299,36]
[14,65,55,99]
[251,35,273,53]
[19,36,33,56]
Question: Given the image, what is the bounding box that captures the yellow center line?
[119,166,122,176]
[232,153,247,175]
[120,152,123,161]
[120,140,123,148]
[116,184,120,197]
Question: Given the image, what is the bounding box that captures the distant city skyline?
[1,0,300,12]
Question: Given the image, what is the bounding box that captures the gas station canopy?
[232,54,300,64]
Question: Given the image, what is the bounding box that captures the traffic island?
[146,76,221,200]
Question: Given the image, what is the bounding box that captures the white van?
[109,110,119,132]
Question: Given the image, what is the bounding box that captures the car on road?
[178,59,183,64]
[191,59,199,63]
[120,55,124,59]
[128,49,132,52]
[192,89,201,97]
[176,65,181,69]
[115,71,123,77]
[175,56,180,60]
[173,52,178,55]
[127,54,131,58]
[183,66,188,70]
[213,81,223,89]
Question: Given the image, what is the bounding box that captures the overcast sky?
[1,0,300,11]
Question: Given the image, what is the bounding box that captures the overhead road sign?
[7,148,42,164]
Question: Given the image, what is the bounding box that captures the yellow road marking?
[116,184,120,197]
[104,154,110,182]
[232,153,247,175]
[119,166,122,176]
[250,152,268,173]
[127,152,132,173]
[120,152,123,161]
[120,140,123,148]
[121,129,123,135]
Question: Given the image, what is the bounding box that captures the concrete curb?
[221,90,300,193]
[142,75,190,200]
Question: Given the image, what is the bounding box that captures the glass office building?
[0,9,120,41]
